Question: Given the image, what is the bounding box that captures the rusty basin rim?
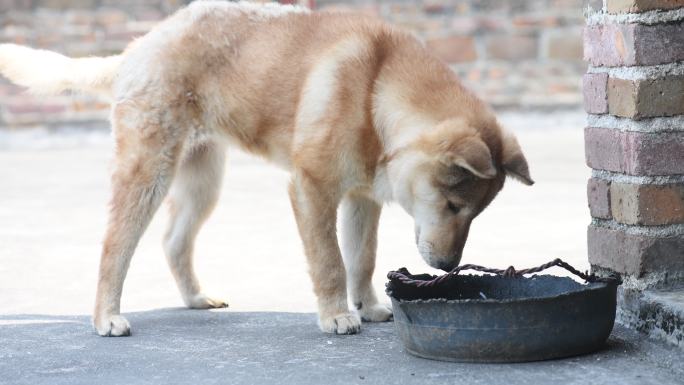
[386,274,614,305]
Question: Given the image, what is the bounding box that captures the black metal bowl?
[386,262,619,363]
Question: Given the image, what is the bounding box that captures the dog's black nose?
[437,261,457,272]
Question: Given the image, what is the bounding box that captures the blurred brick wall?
[318,0,586,108]
[0,0,586,129]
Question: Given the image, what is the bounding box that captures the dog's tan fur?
[0,1,533,336]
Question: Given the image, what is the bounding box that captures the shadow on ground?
[1,308,682,385]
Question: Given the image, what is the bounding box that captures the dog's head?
[387,118,533,271]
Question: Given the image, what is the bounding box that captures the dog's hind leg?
[163,139,228,309]
[93,102,186,337]
[340,192,392,322]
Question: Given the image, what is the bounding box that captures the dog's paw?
[94,314,131,337]
[359,303,393,322]
[319,312,361,335]
[186,293,229,309]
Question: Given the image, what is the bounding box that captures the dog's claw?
[319,312,361,335]
[94,314,131,337]
[185,293,229,309]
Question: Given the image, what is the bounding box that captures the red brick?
[588,225,684,276]
[584,22,684,66]
[0,82,26,97]
[625,23,684,66]
[585,127,684,175]
[6,102,66,115]
[588,178,612,219]
[471,0,512,13]
[584,24,637,66]
[611,183,684,225]
[512,15,559,28]
[95,9,129,26]
[423,2,449,14]
[449,17,478,35]
[475,16,508,33]
[547,31,584,60]
[426,36,477,63]
[485,35,538,61]
[583,73,608,114]
[0,0,33,12]
[607,78,636,118]
[38,0,97,9]
[607,0,684,13]
[608,76,684,119]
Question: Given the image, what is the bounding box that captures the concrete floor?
[4,110,678,384]
[1,311,683,385]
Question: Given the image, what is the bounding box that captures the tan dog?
[0,1,533,336]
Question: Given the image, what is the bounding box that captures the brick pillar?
[584,1,684,285]
[583,1,684,345]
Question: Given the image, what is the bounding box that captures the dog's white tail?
[0,44,122,96]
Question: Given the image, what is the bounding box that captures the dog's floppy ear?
[439,135,497,180]
[418,119,497,180]
[501,131,534,185]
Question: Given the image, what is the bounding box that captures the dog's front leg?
[289,173,361,335]
[340,193,392,322]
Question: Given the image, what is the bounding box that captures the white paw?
[359,303,393,322]
[94,314,131,337]
[319,312,361,335]
[185,293,229,309]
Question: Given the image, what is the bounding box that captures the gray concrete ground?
[1,310,683,385]
[3,110,681,384]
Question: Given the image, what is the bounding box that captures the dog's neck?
[369,82,431,205]
[371,147,425,209]
[372,83,437,156]
[369,66,481,206]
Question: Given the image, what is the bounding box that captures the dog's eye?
[446,201,461,215]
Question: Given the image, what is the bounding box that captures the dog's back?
[0,1,480,167]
